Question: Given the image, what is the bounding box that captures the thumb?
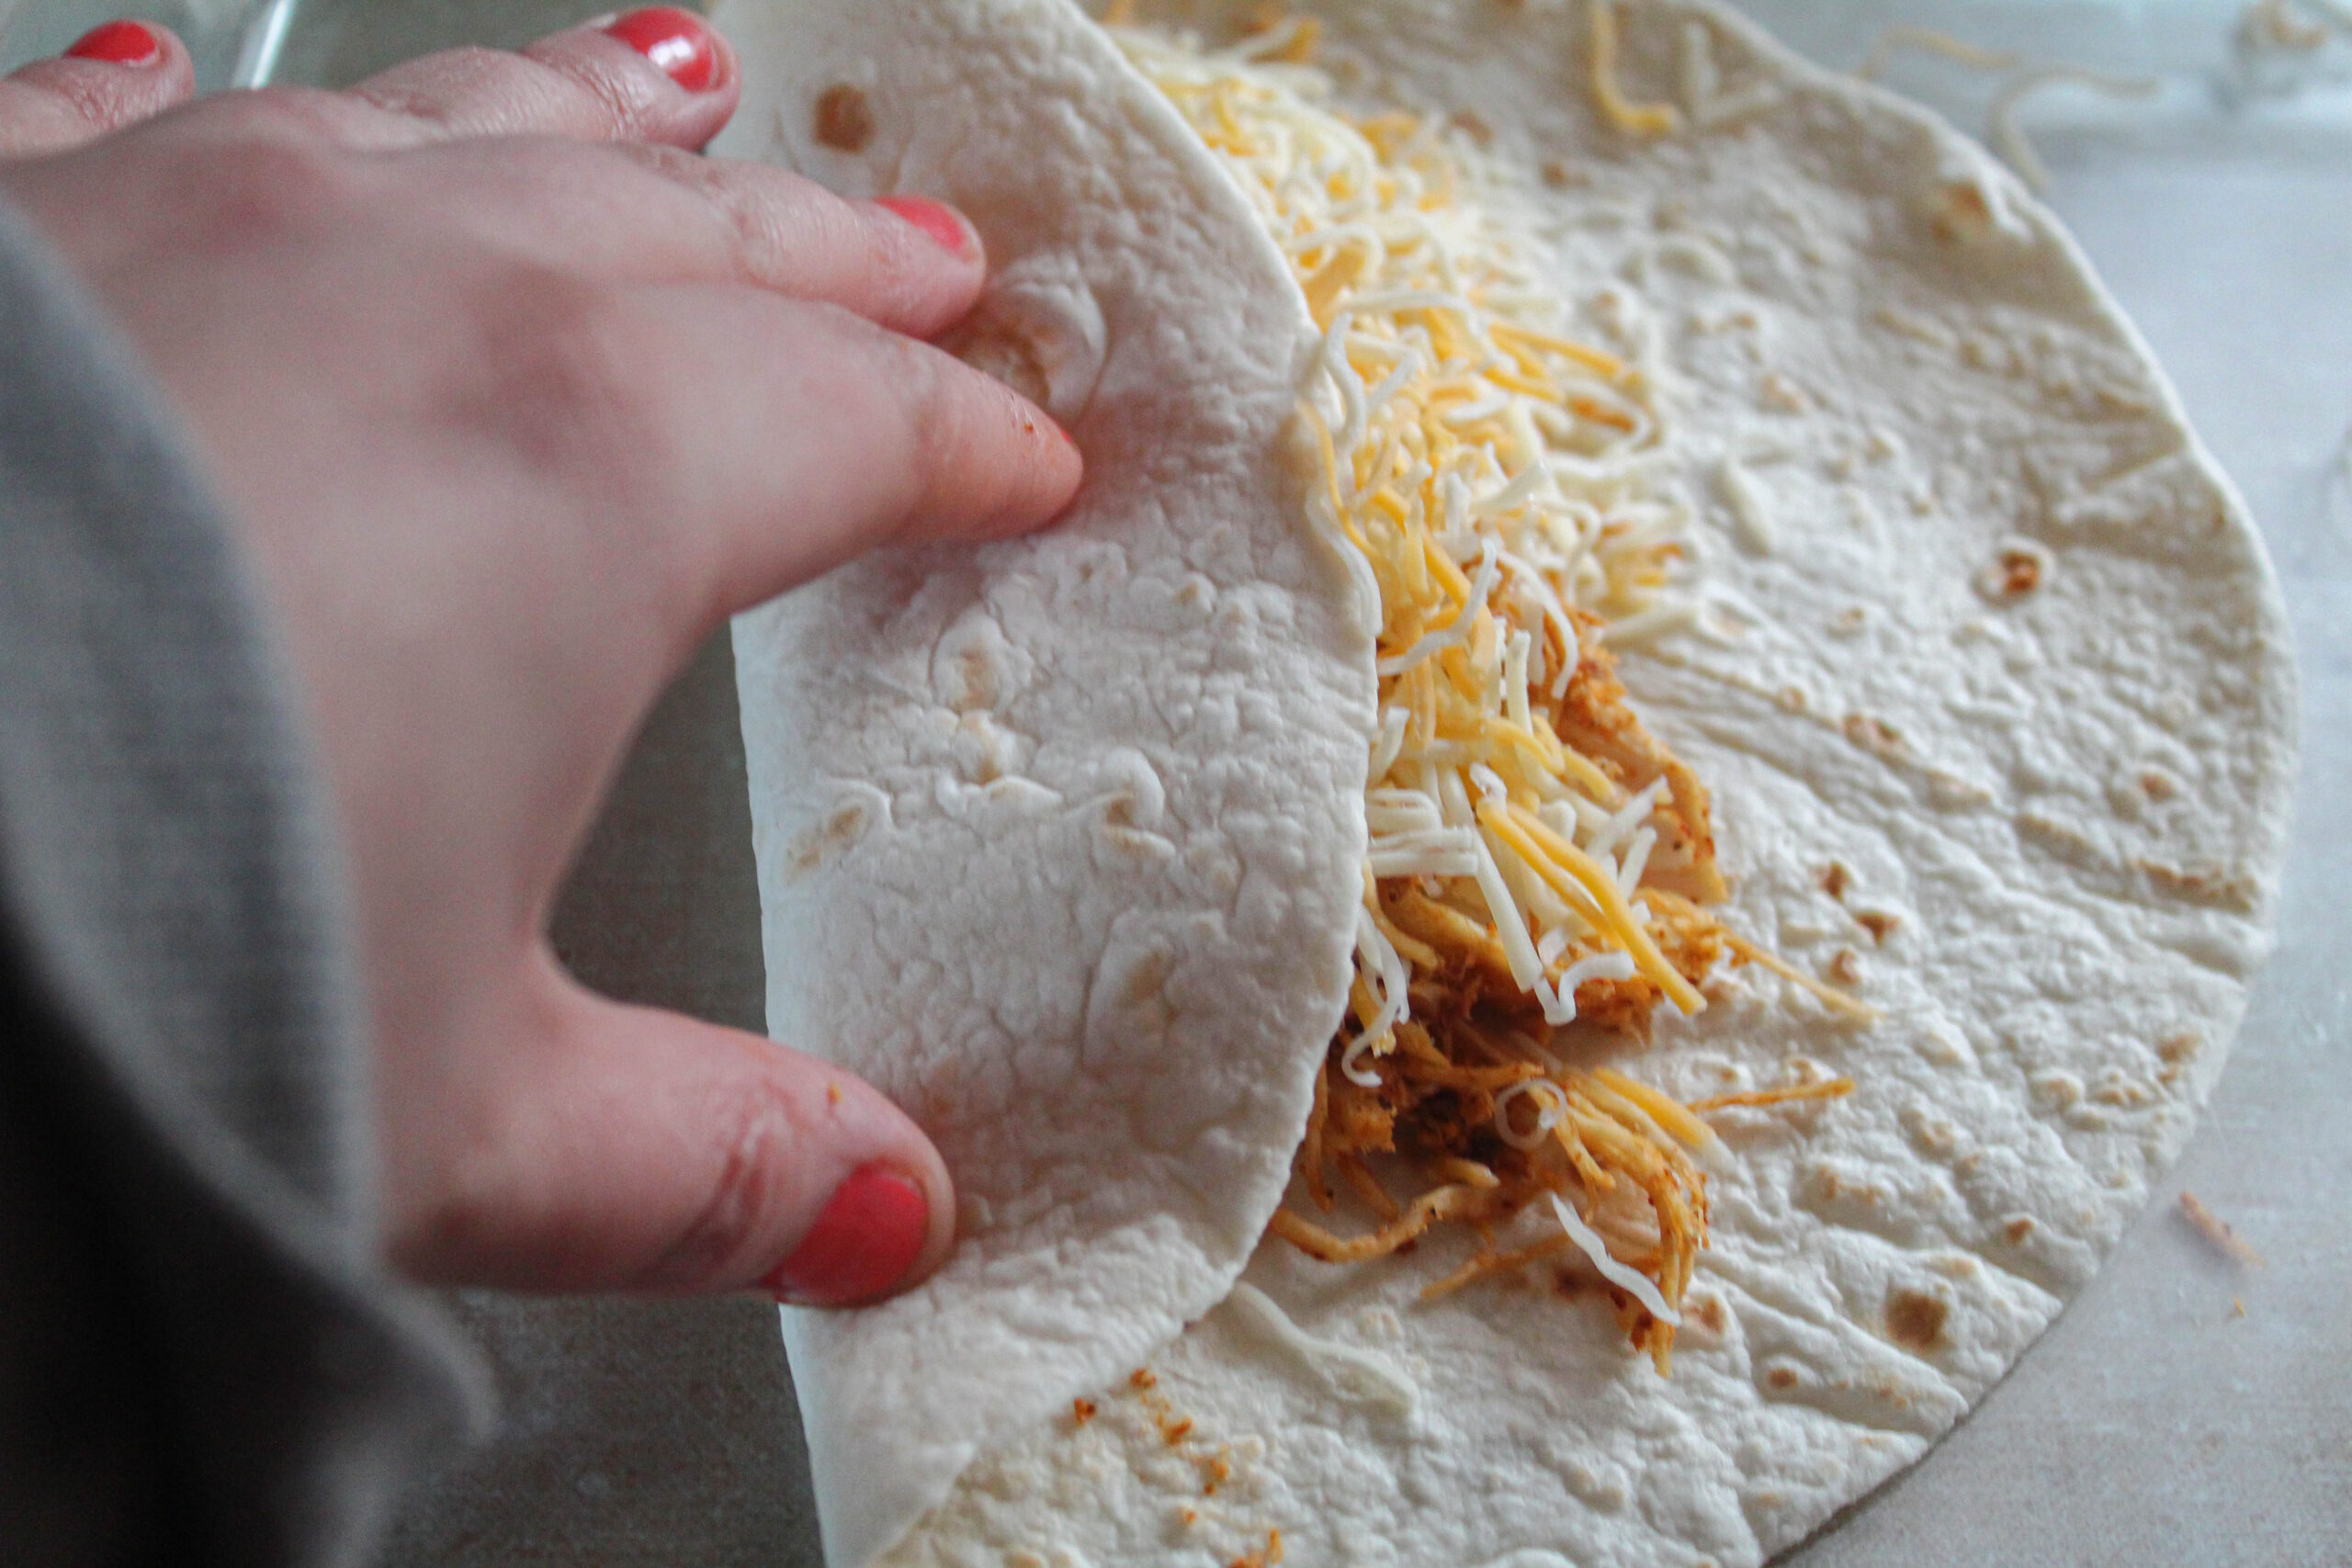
[389,959,955,1303]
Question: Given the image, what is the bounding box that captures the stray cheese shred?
[1119,17,1859,1373]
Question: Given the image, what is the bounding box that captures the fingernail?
[876,195,976,261]
[64,19,160,65]
[763,1163,930,1306]
[602,6,718,93]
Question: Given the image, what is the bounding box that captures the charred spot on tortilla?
[1984,538,2052,600]
[812,82,875,152]
[1884,1288,1950,1351]
[782,800,871,880]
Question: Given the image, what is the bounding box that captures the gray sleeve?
[0,198,485,1566]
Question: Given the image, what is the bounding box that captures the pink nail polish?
[763,1164,930,1306]
[603,6,718,93]
[64,19,160,65]
[876,195,976,261]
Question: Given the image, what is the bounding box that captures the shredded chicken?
[1123,14,1864,1372]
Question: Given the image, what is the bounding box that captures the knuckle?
[865,331,951,507]
[206,85,354,147]
[452,273,692,626]
[40,73,137,133]
[0,63,163,153]
[351,46,511,126]
[467,272,652,471]
[0,83,85,158]
[628,147,804,289]
[643,1071,817,1288]
[169,94,359,243]
[382,1084,529,1282]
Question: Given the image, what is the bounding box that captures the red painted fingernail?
[64,19,160,65]
[602,6,718,93]
[876,195,976,261]
[763,1164,930,1306]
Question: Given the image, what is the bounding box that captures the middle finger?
[394,132,992,340]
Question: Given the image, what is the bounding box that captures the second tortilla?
[747,2,2297,1566]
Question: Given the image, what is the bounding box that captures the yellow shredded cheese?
[1589,1,1684,137]
[1115,15,1849,1370]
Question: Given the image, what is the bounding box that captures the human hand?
[0,9,1080,1303]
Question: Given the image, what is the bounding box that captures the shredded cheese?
[1118,15,1853,1371]
[1589,1,1684,136]
[1551,1192,1680,1326]
[1689,1077,1856,1111]
[1221,1282,1420,1412]
[1986,66,2158,194]
[1857,23,2022,82]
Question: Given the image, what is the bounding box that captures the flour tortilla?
[721,2,2297,1566]
[715,4,1371,1562]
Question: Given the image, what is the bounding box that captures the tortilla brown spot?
[1996,547,2042,596]
[784,803,868,880]
[1884,1289,1948,1351]
[1766,1366,1800,1390]
[1842,712,1903,757]
[814,83,875,152]
[2134,858,2257,912]
[1931,180,1995,243]
[1451,108,1496,145]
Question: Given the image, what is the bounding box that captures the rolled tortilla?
[716,2,1374,1562]
[724,2,2297,1565]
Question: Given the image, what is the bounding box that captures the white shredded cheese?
[1220,1282,1419,1414]
[1558,948,1639,995]
[1550,1193,1681,1326]
[1375,538,1501,677]
[1493,1079,1567,1150]
[1587,776,1669,860]
[1716,457,1773,553]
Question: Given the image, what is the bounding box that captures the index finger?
[581,284,1083,648]
[343,6,740,151]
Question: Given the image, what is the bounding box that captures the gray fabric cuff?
[0,196,487,1565]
